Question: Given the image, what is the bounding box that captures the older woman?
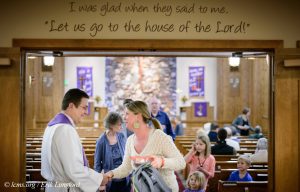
[250,138,268,163]
[94,112,131,192]
[105,100,186,192]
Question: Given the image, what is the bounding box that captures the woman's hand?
[148,155,164,169]
[104,171,114,181]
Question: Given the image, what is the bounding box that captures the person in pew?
[94,112,131,192]
[211,128,237,155]
[184,134,215,189]
[232,107,254,136]
[196,128,208,138]
[224,127,240,151]
[250,138,268,163]
[228,125,240,142]
[208,122,219,142]
[104,100,186,192]
[121,98,134,138]
[171,116,184,136]
[249,125,264,139]
[228,154,253,181]
[184,171,206,192]
[149,97,176,140]
[41,88,108,192]
[203,122,211,135]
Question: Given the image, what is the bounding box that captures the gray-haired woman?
[94,112,131,192]
[250,138,268,163]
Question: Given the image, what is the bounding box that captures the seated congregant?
[211,128,236,155]
[208,122,219,142]
[224,127,240,151]
[171,116,184,136]
[250,138,268,163]
[249,125,264,139]
[228,155,253,181]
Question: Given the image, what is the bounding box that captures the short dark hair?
[217,128,227,141]
[123,98,133,106]
[254,125,262,134]
[210,122,219,131]
[242,107,250,115]
[103,112,123,129]
[62,88,89,110]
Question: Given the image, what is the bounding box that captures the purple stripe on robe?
[48,113,72,127]
[48,113,89,167]
[82,148,89,167]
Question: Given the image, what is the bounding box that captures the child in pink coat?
[184,134,216,188]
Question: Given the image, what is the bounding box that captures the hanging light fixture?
[43,56,55,66]
[229,52,242,67]
[229,57,240,67]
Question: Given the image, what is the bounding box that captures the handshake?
[98,171,114,191]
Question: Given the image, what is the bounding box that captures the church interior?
[24,49,271,191]
[0,39,299,192]
[1,1,300,191]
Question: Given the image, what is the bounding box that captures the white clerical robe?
[41,121,102,192]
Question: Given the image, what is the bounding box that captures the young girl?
[184,171,206,192]
[184,134,216,188]
[228,154,253,181]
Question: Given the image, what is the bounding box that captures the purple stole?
[48,113,89,167]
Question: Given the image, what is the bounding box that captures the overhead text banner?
[1,0,300,47]
[43,0,252,38]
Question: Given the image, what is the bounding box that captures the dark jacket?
[211,140,236,155]
[94,132,130,191]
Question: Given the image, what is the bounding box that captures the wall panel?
[274,49,300,192]
[0,48,22,192]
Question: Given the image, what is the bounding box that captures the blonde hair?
[125,100,161,129]
[186,171,206,190]
[196,134,211,157]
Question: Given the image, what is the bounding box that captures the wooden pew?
[184,156,266,179]
[27,156,95,170]
[184,155,239,179]
[206,169,268,192]
[175,135,258,155]
[26,140,98,145]
[218,180,268,192]
[27,147,96,154]
[27,161,41,169]
[183,144,255,155]
[26,153,41,161]
[214,155,239,161]
[25,135,99,189]
[86,154,95,168]
[216,161,268,170]
[26,169,45,181]
[26,181,46,192]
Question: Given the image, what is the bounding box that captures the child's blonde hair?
[196,134,211,157]
[238,154,251,166]
[186,171,206,190]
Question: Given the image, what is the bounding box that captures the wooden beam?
[0,58,10,66]
[284,59,300,67]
